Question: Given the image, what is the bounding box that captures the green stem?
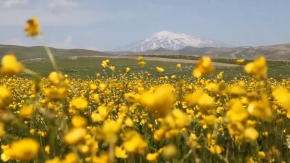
[38,36,58,71]
[23,68,42,80]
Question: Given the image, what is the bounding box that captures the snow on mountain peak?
[115,31,228,52]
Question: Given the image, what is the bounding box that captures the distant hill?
[0,44,114,61]
[120,43,290,60]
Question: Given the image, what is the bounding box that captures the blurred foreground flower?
[1,54,24,76]
[193,56,214,77]
[244,56,267,79]
[24,16,41,37]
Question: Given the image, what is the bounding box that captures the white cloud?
[3,0,28,8]
[49,0,78,11]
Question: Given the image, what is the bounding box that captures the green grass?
[19,57,290,81]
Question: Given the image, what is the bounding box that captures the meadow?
[1,17,290,163]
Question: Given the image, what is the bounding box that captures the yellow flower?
[201,115,216,126]
[70,97,88,110]
[193,56,214,77]
[43,87,68,101]
[156,67,164,73]
[64,128,87,145]
[1,145,12,162]
[71,115,87,128]
[92,152,109,163]
[146,152,159,162]
[124,93,141,103]
[236,59,245,65]
[187,133,198,148]
[48,72,64,86]
[209,145,223,154]
[45,145,50,154]
[45,157,61,163]
[94,120,121,143]
[90,84,97,90]
[206,83,219,93]
[197,93,215,109]
[63,152,78,163]
[243,127,259,142]
[0,86,11,110]
[227,122,244,136]
[162,144,177,158]
[258,151,266,159]
[10,138,39,162]
[176,63,181,68]
[91,105,109,122]
[125,67,130,73]
[247,94,272,121]
[244,56,267,79]
[115,146,127,159]
[101,60,108,68]
[217,71,224,79]
[138,61,146,67]
[24,16,41,37]
[273,87,290,110]
[171,75,177,79]
[92,94,100,103]
[1,54,24,76]
[226,100,248,122]
[122,131,147,154]
[138,56,143,61]
[109,66,115,71]
[140,84,175,117]
[19,105,34,118]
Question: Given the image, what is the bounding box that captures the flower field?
[1,17,290,163]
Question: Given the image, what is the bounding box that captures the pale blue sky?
[0,0,290,51]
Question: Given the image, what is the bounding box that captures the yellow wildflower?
[140,84,174,117]
[243,127,259,142]
[94,120,121,143]
[125,67,130,73]
[162,144,177,158]
[122,131,147,154]
[193,56,214,77]
[138,61,146,67]
[244,56,267,79]
[209,145,223,154]
[43,87,68,101]
[156,67,164,73]
[19,105,34,118]
[71,115,87,128]
[138,56,143,61]
[109,66,115,71]
[0,86,11,110]
[1,54,24,76]
[10,138,39,162]
[24,16,41,37]
[48,72,64,86]
[63,153,78,163]
[146,152,159,162]
[70,97,88,110]
[236,59,245,65]
[64,128,87,145]
[115,146,127,159]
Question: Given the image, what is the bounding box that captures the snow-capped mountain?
[115,31,229,52]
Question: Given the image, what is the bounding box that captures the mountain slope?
[116,31,229,52]
[0,44,114,61]
[123,43,290,60]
